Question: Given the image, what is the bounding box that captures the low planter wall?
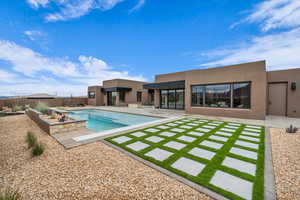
[26,108,86,135]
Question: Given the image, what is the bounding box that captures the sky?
[0,0,300,96]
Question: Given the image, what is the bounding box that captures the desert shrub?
[35,102,48,115]
[0,189,22,200]
[286,125,298,133]
[12,105,21,112]
[26,131,37,149]
[21,105,26,111]
[31,142,44,157]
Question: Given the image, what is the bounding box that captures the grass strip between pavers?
[105,118,265,200]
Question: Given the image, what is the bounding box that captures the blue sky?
[1,0,300,96]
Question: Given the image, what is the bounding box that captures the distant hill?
[0,96,13,99]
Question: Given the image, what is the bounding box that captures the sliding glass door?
[107,92,117,106]
[168,90,176,109]
[175,89,184,109]
[160,89,184,109]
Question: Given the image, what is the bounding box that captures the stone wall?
[0,97,88,108]
[26,108,86,135]
[49,120,86,135]
[26,108,50,133]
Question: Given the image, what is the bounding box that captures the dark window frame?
[191,81,251,109]
[159,89,185,110]
[88,91,95,99]
[232,82,251,109]
[191,85,205,107]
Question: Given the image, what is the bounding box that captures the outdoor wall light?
[291,82,296,90]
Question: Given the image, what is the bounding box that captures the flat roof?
[143,80,185,89]
[102,87,132,92]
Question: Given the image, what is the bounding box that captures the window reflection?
[233,83,250,108]
[191,82,251,109]
[205,84,231,108]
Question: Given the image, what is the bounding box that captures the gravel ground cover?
[106,117,265,200]
[269,128,300,200]
[0,115,212,200]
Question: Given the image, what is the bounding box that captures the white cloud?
[129,0,145,13]
[0,40,78,77]
[201,28,300,71]
[24,30,44,41]
[0,40,146,96]
[201,0,300,71]
[26,0,50,8]
[45,0,95,22]
[26,0,128,22]
[0,70,16,82]
[242,0,300,31]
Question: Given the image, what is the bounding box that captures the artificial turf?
[105,118,265,200]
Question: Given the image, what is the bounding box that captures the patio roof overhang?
[101,87,132,92]
[143,80,185,90]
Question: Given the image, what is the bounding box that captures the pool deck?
[51,106,300,149]
[52,107,183,148]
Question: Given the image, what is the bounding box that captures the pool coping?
[67,107,167,118]
[102,126,276,200]
[73,117,179,142]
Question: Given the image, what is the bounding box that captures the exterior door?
[175,89,184,109]
[268,83,287,116]
[159,89,185,109]
[107,92,117,106]
[168,90,176,109]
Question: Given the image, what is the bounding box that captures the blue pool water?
[68,109,162,132]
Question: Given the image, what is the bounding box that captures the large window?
[205,84,231,108]
[88,91,95,99]
[107,92,117,106]
[168,90,176,109]
[233,82,251,109]
[175,89,184,109]
[161,90,168,108]
[191,86,204,106]
[191,82,251,109]
[160,89,185,109]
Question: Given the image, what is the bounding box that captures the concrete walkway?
[66,106,300,128]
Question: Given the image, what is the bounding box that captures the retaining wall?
[26,108,86,135]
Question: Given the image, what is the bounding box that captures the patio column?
[154,89,160,108]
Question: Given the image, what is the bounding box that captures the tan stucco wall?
[155,71,186,83]
[185,61,267,120]
[102,79,149,106]
[267,68,300,118]
[155,61,267,120]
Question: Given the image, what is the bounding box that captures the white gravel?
[270,128,300,200]
[0,115,212,200]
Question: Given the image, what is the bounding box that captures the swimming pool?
[68,109,162,132]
